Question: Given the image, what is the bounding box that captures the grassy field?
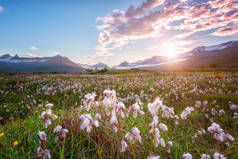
[0,70,238,159]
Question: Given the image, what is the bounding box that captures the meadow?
[0,70,238,159]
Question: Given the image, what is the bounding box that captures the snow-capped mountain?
[0,54,85,73]
[115,56,170,69]
[0,40,237,72]
[115,56,186,69]
[186,41,238,57]
[80,63,110,70]
[115,40,238,69]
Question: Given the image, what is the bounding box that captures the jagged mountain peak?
[0,54,84,73]
[0,54,12,59]
[118,61,129,67]
[80,62,110,70]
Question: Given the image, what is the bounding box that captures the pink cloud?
[213,23,238,36]
[0,6,3,12]
[29,46,39,51]
[126,0,165,17]
[96,0,238,56]
[26,53,41,58]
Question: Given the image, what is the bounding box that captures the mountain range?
[0,54,84,73]
[0,40,237,73]
[114,40,238,69]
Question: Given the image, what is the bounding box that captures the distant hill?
[1,40,237,73]
[115,40,238,69]
[0,54,85,73]
[80,62,110,70]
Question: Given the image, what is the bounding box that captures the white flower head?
[159,123,168,132]
[120,140,127,153]
[45,103,54,109]
[201,154,211,159]
[148,97,163,116]
[53,125,62,133]
[37,146,51,159]
[183,153,192,159]
[147,155,160,159]
[128,102,144,118]
[180,107,194,119]
[213,152,226,159]
[83,92,98,111]
[38,131,47,143]
[80,114,99,133]
[40,109,57,128]
[115,102,126,118]
[125,127,142,144]
[53,125,69,139]
[102,89,117,107]
[208,123,234,142]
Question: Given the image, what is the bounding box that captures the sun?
[166,46,178,57]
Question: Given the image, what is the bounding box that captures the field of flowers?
[0,71,238,159]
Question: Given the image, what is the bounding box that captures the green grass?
[0,71,238,158]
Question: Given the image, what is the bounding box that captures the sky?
[0,0,237,66]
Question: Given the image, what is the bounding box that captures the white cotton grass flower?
[110,110,118,132]
[203,100,208,106]
[61,128,69,138]
[228,102,238,110]
[174,115,179,125]
[149,115,159,133]
[120,140,127,153]
[115,102,126,118]
[95,113,101,120]
[219,109,225,116]
[39,107,57,128]
[147,155,160,159]
[183,152,192,159]
[161,105,175,119]
[83,92,98,111]
[53,125,63,133]
[159,137,166,147]
[110,110,118,124]
[148,97,163,116]
[167,141,173,153]
[38,131,47,143]
[233,112,238,119]
[194,128,206,138]
[195,100,201,108]
[45,103,54,109]
[154,128,160,148]
[211,108,217,115]
[213,152,226,159]
[125,127,142,144]
[180,107,194,119]
[128,102,144,118]
[102,89,117,107]
[79,114,99,133]
[208,123,234,142]
[53,125,69,142]
[37,146,51,159]
[201,154,211,159]
[159,123,168,132]
[152,128,166,148]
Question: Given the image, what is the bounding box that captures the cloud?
[26,53,41,58]
[29,46,39,51]
[213,23,238,36]
[77,54,111,65]
[0,6,3,12]
[52,51,61,55]
[126,0,165,17]
[96,0,238,56]
[147,46,159,50]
